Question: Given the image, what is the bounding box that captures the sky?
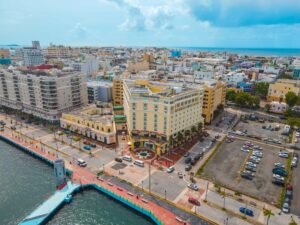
[1,0,300,48]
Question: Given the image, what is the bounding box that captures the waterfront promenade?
[0,129,192,225]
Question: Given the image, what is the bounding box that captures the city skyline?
[1,0,300,48]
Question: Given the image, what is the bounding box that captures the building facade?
[16,47,44,66]
[0,69,88,122]
[202,81,226,124]
[87,81,112,103]
[123,79,204,156]
[112,76,124,106]
[267,79,300,102]
[60,104,116,144]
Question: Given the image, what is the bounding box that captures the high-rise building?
[16,42,44,66]
[202,81,226,124]
[123,79,204,156]
[0,68,88,122]
[87,81,112,103]
[112,76,124,106]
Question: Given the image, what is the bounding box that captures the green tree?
[263,208,274,225]
[289,218,298,225]
[197,122,203,132]
[254,82,269,99]
[184,129,191,139]
[226,90,236,101]
[265,103,271,112]
[285,92,299,108]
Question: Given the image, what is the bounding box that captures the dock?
[0,130,197,225]
[18,181,79,225]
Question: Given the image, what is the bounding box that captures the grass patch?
[196,137,225,176]
[278,154,293,208]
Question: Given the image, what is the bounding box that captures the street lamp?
[142,180,144,191]
[164,189,166,200]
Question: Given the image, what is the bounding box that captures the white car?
[250,156,261,162]
[241,147,250,152]
[296,132,300,137]
[295,138,298,143]
[282,203,290,213]
[292,157,298,167]
[187,183,199,191]
[273,174,284,181]
[279,152,289,158]
[246,162,257,167]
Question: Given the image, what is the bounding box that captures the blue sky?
[1,0,300,48]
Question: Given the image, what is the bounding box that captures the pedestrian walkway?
[0,130,193,225]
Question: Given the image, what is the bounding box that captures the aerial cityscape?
[1,1,300,225]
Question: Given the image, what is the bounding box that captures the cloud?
[104,0,181,31]
[71,23,88,39]
[185,0,300,27]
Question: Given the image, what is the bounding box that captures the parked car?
[184,152,190,157]
[185,157,192,164]
[77,158,87,167]
[239,207,254,217]
[286,189,293,199]
[194,152,203,160]
[282,203,290,213]
[190,158,197,166]
[291,157,298,167]
[178,172,183,179]
[241,147,250,153]
[272,178,285,186]
[187,183,199,191]
[188,197,200,206]
[245,166,256,172]
[83,145,91,151]
[10,125,16,130]
[273,174,284,181]
[279,151,289,158]
[185,164,192,171]
[240,172,253,180]
[274,162,285,169]
[167,166,175,173]
[246,162,257,168]
[272,168,288,177]
[115,157,123,163]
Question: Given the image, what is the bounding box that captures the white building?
[87,81,112,103]
[16,47,44,66]
[222,72,248,86]
[0,68,88,122]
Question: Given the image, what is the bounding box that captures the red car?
[188,197,200,206]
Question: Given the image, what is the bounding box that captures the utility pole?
[149,161,151,193]
[204,181,209,201]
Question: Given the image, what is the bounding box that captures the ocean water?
[0,139,154,225]
[175,47,300,56]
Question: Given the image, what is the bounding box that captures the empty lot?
[202,138,287,204]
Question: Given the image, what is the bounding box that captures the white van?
[77,158,87,167]
[122,155,132,162]
[134,160,144,167]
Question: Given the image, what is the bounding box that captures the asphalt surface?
[102,175,213,225]
[202,139,286,204]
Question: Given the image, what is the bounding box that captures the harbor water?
[0,140,154,225]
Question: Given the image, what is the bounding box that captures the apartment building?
[123,79,204,156]
[267,79,300,102]
[0,68,88,122]
[46,45,80,58]
[87,81,112,103]
[16,47,44,66]
[60,104,116,144]
[112,76,124,106]
[202,81,226,124]
[128,61,150,73]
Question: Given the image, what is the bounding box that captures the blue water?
[174,47,300,56]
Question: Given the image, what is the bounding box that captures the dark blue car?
[239,207,254,217]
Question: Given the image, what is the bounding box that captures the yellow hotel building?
[112,76,124,106]
[202,81,226,124]
[60,104,116,144]
[124,79,204,156]
[267,79,300,102]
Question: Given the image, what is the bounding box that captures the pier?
[0,130,191,225]
[19,182,79,225]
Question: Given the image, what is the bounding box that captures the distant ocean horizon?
[174,47,300,57]
[1,44,300,57]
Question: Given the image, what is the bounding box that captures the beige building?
[46,45,80,58]
[267,79,300,102]
[202,81,226,124]
[60,104,116,144]
[0,68,87,122]
[128,61,150,73]
[112,76,124,106]
[124,79,204,156]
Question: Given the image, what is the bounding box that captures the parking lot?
[235,120,288,143]
[202,138,287,204]
[291,153,300,215]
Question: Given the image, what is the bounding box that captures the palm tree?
[197,122,203,133]
[177,132,183,144]
[184,129,191,140]
[289,218,298,225]
[191,126,197,135]
[263,208,274,225]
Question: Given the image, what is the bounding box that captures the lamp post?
[164,189,167,200]
[142,180,144,191]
